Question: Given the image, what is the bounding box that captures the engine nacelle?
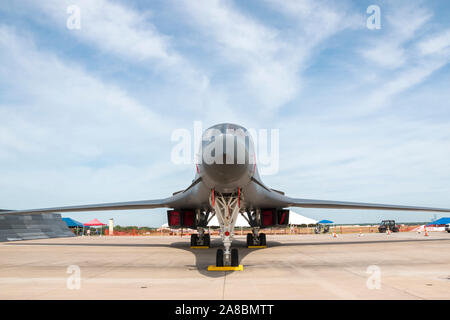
[167,209,196,228]
[260,209,290,228]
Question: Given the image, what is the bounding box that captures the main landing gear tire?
[259,233,267,246]
[190,234,198,246]
[204,234,211,247]
[231,248,239,267]
[247,233,267,246]
[191,233,210,247]
[246,233,252,246]
[216,249,224,267]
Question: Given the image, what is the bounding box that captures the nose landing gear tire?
[216,249,224,267]
[231,248,239,267]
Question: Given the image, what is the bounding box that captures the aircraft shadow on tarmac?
[6,237,450,278]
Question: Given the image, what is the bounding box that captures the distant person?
[87,229,91,236]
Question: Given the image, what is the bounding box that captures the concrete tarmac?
[1,232,449,299]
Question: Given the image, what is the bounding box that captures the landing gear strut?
[211,190,241,267]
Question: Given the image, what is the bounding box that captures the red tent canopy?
[84,218,106,226]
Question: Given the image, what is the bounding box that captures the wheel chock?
[190,246,210,249]
[207,265,243,271]
[247,245,267,249]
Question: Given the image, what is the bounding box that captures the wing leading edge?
[0,177,204,216]
[283,197,450,213]
[0,198,174,215]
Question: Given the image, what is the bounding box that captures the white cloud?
[418,30,450,56]
[177,0,357,112]
[24,0,219,117]
[33,0,177,65]
[177,0,298,110]
[0,26,184,221]
[361,43,406,69]
[265,0,361,42]
[347,3,450,115]
[360,3,431,69]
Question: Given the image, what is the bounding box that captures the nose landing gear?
[213,248,240,270]
[208,189,243,271]
[215,247,239,267]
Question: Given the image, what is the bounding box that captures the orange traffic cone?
[424,225,429,237]
[359,228,363,237]
[333,226,337,238]
[386,225,391,235]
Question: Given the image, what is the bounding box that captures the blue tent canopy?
[62,217,84,228]
[318,219,334,224]
[427,217,450,226]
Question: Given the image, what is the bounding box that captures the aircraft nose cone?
[203,161,249,184]
[202,133,250,185]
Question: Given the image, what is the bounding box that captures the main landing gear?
[190,228,210,247]
[246,228,266,246]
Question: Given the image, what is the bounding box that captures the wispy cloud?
[176,0,358,112]
[0,25,180,224]
[360,3,431,69]
[338,2,450,116]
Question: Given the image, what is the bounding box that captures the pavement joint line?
[222,269,226,300]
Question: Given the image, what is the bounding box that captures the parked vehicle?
[314,224,330,234]
[445,224,450,233]
[378,220,399,233]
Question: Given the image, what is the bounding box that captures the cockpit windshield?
[199,123,255,165]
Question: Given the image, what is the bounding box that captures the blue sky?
[0,0,449,226]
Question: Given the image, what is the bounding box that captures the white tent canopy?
[288,211,318,225]
[208,214,250,227]
[161,211,317,228]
